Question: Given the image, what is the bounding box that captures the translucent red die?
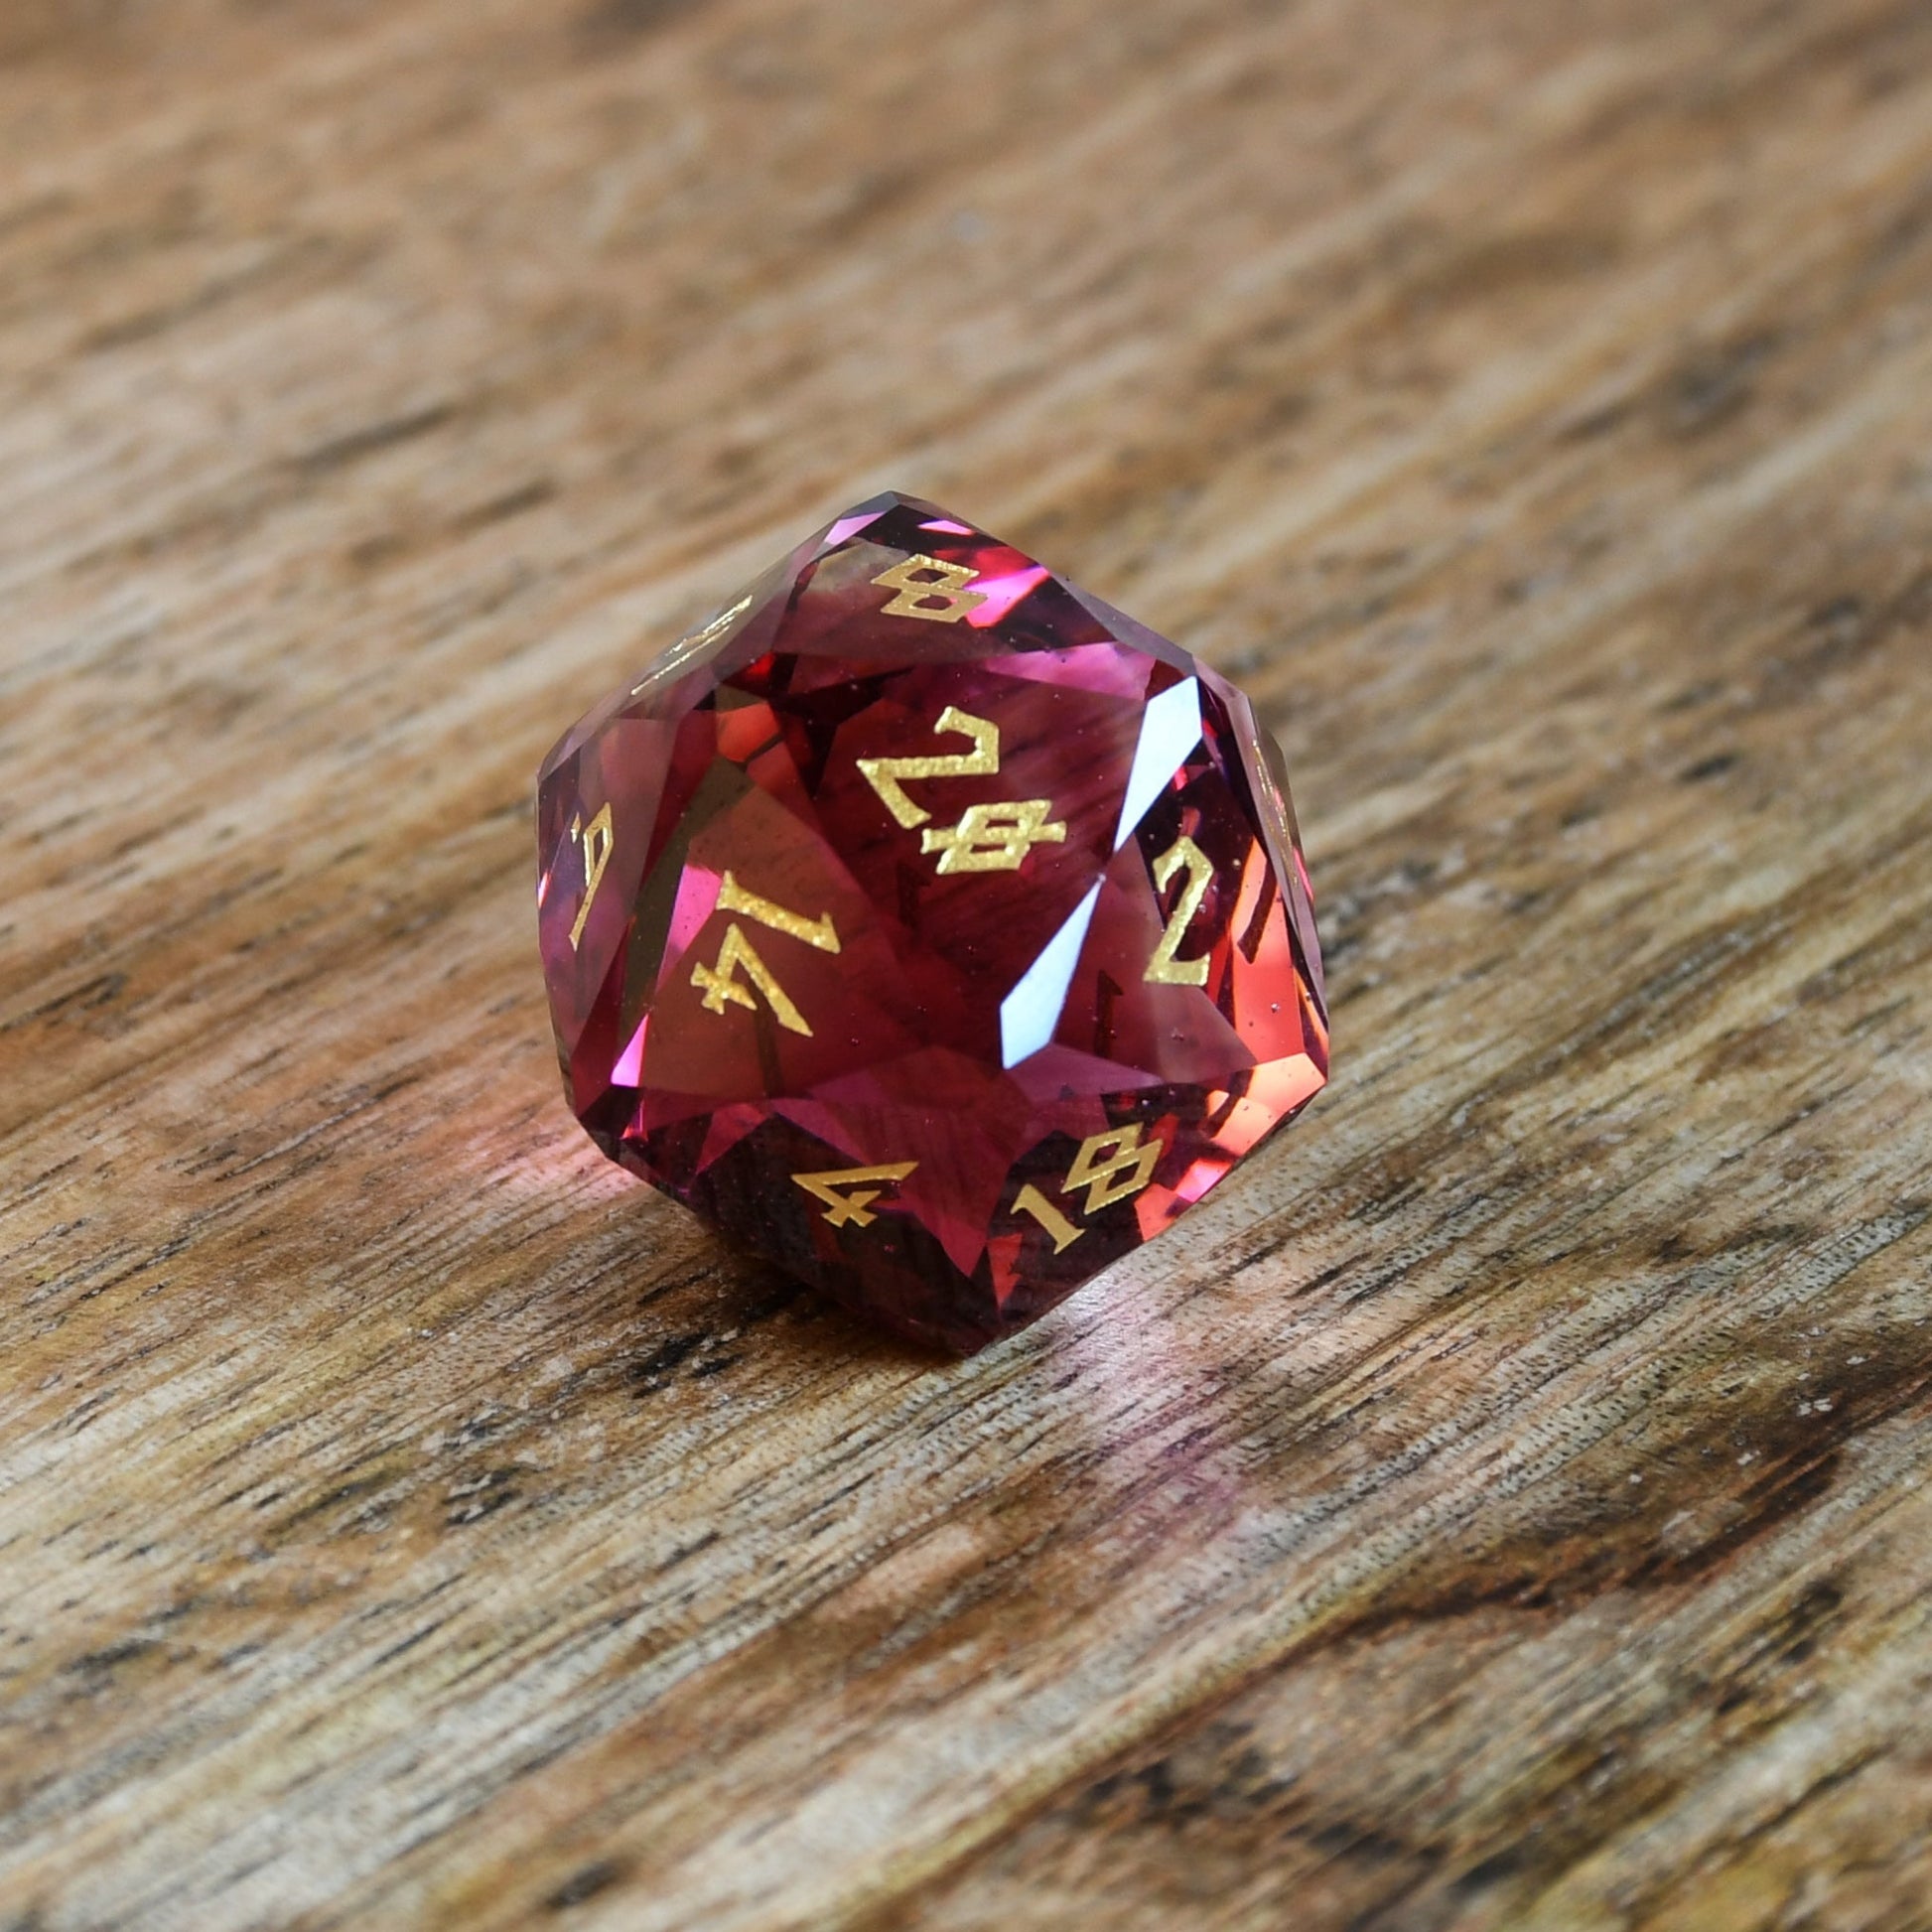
[535,492,1327,1353]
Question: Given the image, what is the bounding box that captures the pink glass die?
[536,492,1327,1353]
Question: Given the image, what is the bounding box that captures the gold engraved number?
[567,803,616,952]
[792,1162,919,1229]
[632,595,754,697]
[1144,834,1216,986]
[1010,1184,1084,1253]
[922,800,1066,874]
[1065,1124,1164,1210]
[872,554,987,623]
[691,872,840,1036]
[856,704,999,829]
[858,705,1067,874]
[1012,1124,1166,1252]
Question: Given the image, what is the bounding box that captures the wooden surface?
[3,1,1931,1926]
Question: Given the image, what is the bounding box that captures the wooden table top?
[4,1,1929,1926]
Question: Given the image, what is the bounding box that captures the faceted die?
[535,492,1327,1353]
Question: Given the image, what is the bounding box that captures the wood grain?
[3,0,1930,1926]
